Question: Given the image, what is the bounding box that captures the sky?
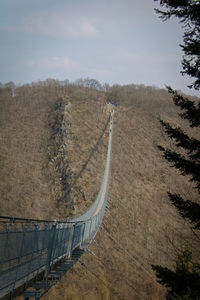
[0,0,198,95]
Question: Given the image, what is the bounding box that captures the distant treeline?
[0,77,167,92]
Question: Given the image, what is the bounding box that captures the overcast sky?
[0,0,198,95]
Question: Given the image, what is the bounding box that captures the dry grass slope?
[0,85,59,219]
[0,83,199,300]
[42,85,199,300]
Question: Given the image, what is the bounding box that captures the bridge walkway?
[0,110,114,300]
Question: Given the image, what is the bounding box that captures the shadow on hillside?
[62,115,110,200]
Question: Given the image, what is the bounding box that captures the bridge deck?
[0,111,114,299]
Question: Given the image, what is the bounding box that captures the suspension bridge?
[0,110,114,300]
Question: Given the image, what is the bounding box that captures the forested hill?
[0,80,199,299]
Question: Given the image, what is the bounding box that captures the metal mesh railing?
[0,111,114,299]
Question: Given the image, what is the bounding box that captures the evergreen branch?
[160,120,200,157]
[181,33,200,56]
[168,193,200,229]
[151,264,176,288]
[154,2,200,89]
[158,146,200,190]
[154,1,200,25]
[181,58,200,90]
[166,87,200,127]
[152,253,200,299]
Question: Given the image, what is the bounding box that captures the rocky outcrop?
[47,96,75,218]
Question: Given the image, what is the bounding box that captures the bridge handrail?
[0,110,114,299]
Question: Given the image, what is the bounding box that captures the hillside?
[0,81,199,299]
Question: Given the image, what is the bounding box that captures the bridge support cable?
[86,245,143,300]
[78,259,122,300]
[0,110,114,299]
[101,223,153,278]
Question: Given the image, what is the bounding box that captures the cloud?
[43,56,79,69]
[25,56,79,71]
[25,59,35,68]
[82,66,111,79]
[115,51,181,66]
[4,11,98,39]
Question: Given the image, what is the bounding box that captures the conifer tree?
[155,0,200,90]
[152,1,200,298]
[158,85,200,229]
[152,249,200,299]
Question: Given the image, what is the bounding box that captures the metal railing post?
[0,227,10,277]
[67,225,75,257]
[44,223,57,277]
[10,226,26,300]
